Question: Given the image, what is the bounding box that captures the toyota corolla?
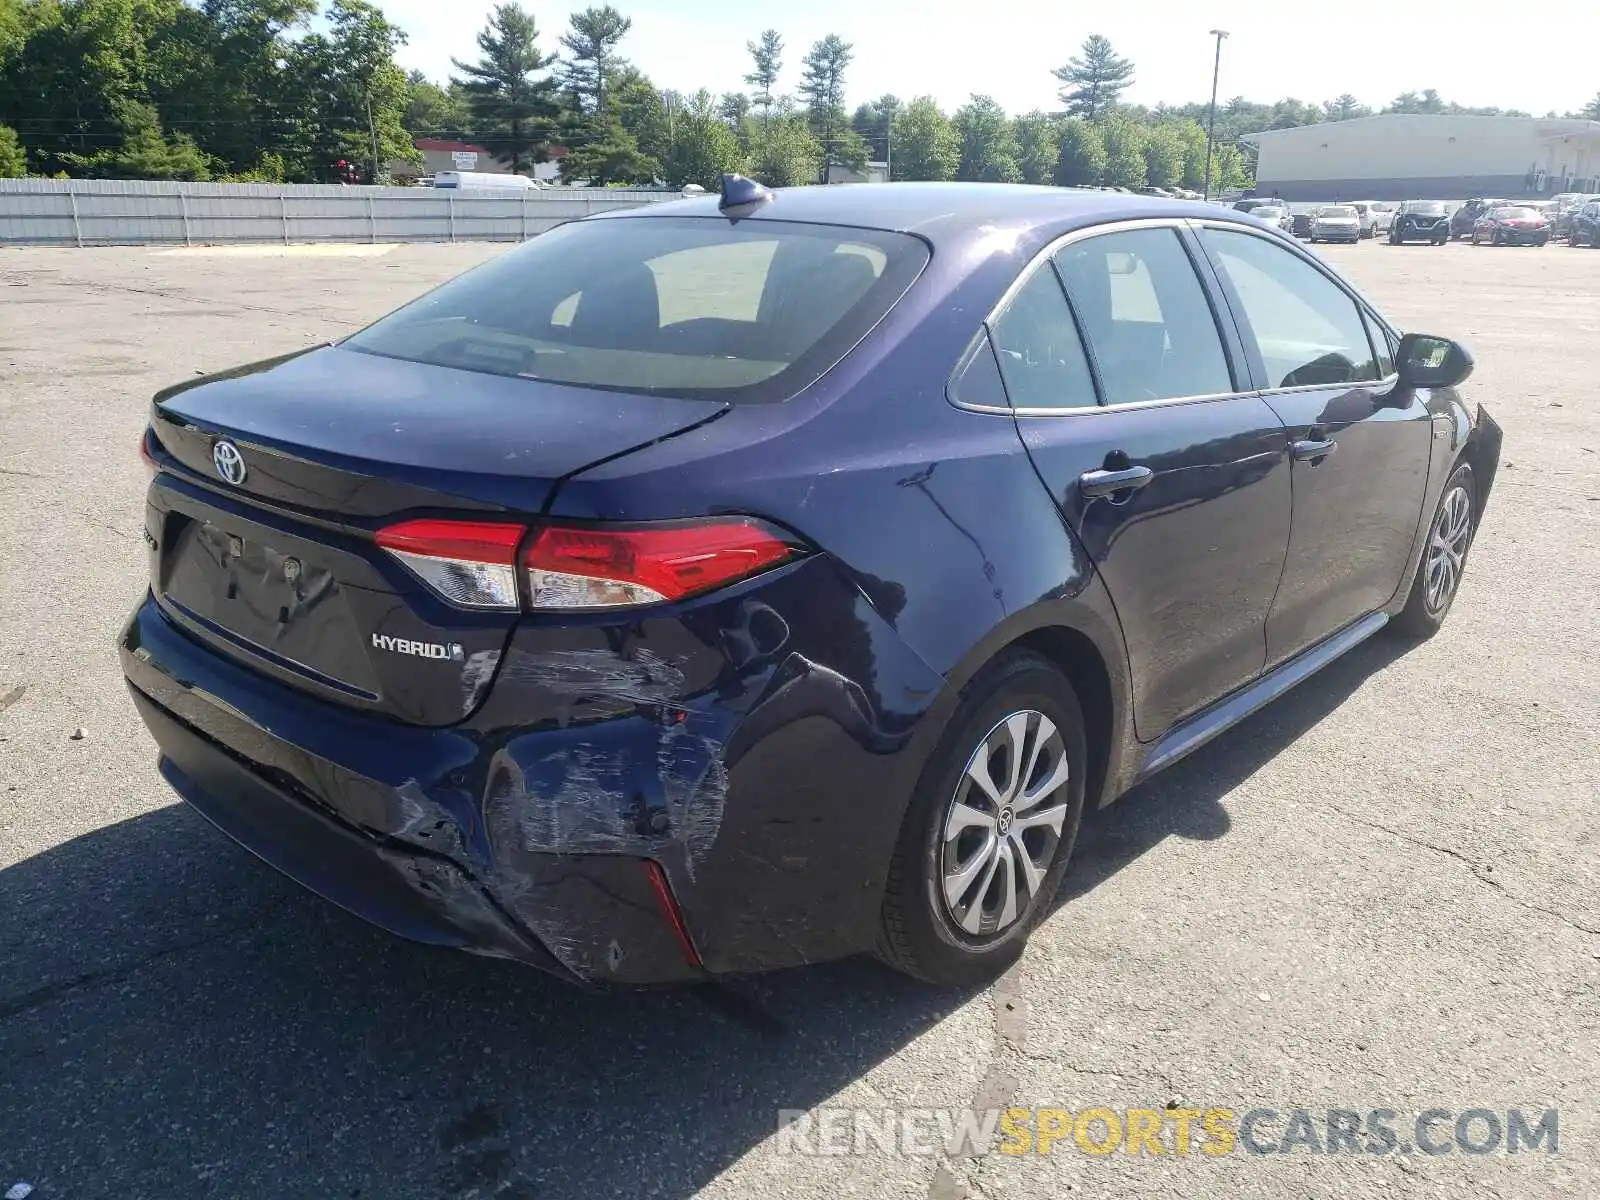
[124,180,1500,986]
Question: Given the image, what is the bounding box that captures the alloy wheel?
[1425,484,1473,613]
[939,710,1071,938]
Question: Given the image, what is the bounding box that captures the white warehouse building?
[1243,114,1600,201]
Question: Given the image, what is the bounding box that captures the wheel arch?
[930,582,1136,812]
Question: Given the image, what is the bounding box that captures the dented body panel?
[121,539,950,978]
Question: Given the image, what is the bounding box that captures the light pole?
[1203,29,1229,201]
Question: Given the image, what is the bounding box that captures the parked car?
[1347,201,1381,238]
[1450,197,1509,239]
[1471,205,1551,246]
[1366,202,1397,235]
[1290,209,1316,238]
[124,180,1498,987]
[1232,197,1285,214]
[1309,204,1362,243]
[1247,204,1293,234]
[1553,195,1599,240]
[1388,200,1452,245]
[1568,198,1600,246]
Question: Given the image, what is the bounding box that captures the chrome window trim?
[950,216,1259,418]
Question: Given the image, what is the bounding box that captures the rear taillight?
[523,519,798,611]
[375,519,524,610]
[373,516,800,613]
[139,428,158,478]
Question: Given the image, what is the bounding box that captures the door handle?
[1291,438,1338,462]
[1078,464,1154,498]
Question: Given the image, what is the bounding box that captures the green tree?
[156,0,319,178]
[610,63,668,163]
[451,1,560,173]
[745,111,822,186]
[797,33,852,178]
[558,112,656,184]
[1140,122,1184,188]
[1168,118,1208,190]
[718,91,751,129]
[1323,93,1370,121]
[1386,88,1445,114]
[0,121,25,176]
[744,28,782,123]
[559,5,630,114]
[1053,117,1105,186]
[953,94,1019,182]
[65,100,213,179]
[557,7,644,186]
[281,0,414,182]
[404,70,467,137]
[662,89,744,188]
[889,95,957,181]
[1013,110,1058,184]
[850,93,899,161]
[1053,34,1134,121]
[1211,142,1251,191]
[1099,113,1146,188]
[1582,93,1600,120]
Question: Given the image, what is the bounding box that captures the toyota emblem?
[212,440,246,486]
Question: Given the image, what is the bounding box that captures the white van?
[432,172,541,191]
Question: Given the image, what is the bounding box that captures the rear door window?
[1052,228,1234,405]
[345,217,928,403]
[1201,227,1380,388]
[986,267,1098,409]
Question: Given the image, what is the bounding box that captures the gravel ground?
[1,235,1596,1200]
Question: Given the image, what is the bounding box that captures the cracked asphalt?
[2,236,1597,1199]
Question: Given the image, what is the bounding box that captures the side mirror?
[1396,332,1474,389]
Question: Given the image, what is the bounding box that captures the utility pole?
[366,90,381,185]
[1203,29,1229,201]
[885,119,893,182]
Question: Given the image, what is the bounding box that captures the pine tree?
[744,29,783,123]
[1053,35,1135,121]
[450,2,560,173]
[560,5,631,114]
[797,33,852,178]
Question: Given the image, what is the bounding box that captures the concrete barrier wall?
[0,179,674,246]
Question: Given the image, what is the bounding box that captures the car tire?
[1392,461,1477,640]
[877,651,1088,986]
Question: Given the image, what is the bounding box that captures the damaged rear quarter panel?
[466,554,947,973]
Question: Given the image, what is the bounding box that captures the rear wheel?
[1393,462,1477,639]
[878,652,1087,985]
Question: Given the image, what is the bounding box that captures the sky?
[381,0,1595,119]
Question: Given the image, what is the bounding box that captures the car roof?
[589,182,1256,249]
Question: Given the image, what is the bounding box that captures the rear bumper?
[121,554,944,981]
[131,685,577,974]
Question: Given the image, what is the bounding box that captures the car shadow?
[0,635,1408,1198]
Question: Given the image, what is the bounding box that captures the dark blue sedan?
[124,180,1501,986]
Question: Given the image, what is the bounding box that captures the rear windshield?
[1319,206,1356,217]
[344,216,929,402]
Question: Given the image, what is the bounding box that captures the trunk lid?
[147,345,727,726]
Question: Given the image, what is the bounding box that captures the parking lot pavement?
[1,237,1597,1200]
